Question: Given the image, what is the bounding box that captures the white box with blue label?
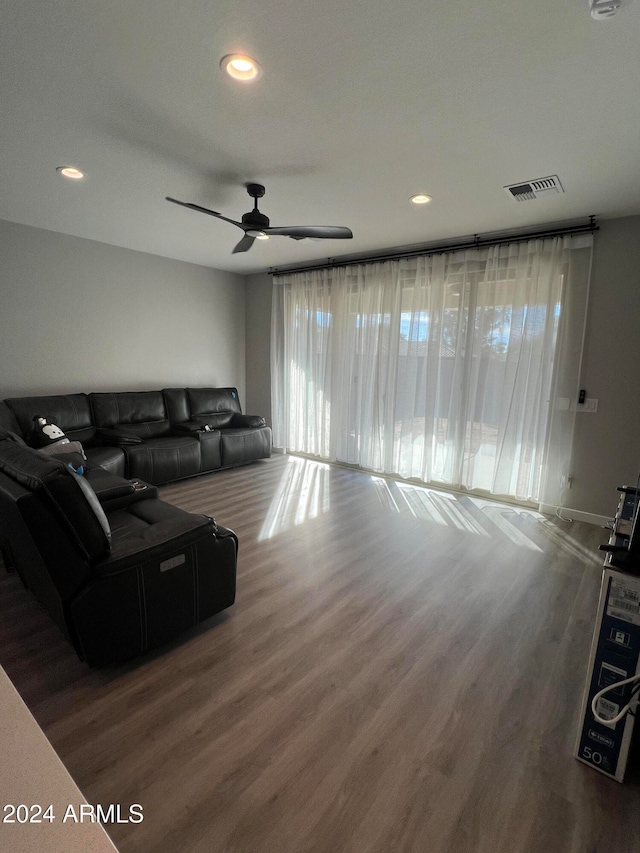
[574,568,640,781]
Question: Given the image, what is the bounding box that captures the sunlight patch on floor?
[257,455,598,558]
[258,456,330,541]
[372,476,546,551]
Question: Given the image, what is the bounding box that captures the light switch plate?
[571,397,599,412]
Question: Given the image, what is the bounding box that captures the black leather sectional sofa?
[0,436,238,666]
[0,386,271,485]
[0,387,268,664]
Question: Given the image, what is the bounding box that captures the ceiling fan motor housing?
[241,210,270,228]
[243,183,269,228]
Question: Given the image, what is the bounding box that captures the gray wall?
[244,272,272,424]
[0,219,246,400]
[244,215,640,519]
[569,214,640,517]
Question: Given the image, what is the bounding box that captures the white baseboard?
[538,503,610,527]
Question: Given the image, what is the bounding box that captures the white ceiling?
[1,1,639,274]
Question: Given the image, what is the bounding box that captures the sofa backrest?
[5,394,96,446]
[90,391,171,438]
[162,388,190,425]
[186,387,242,429]
[0,441,111,601]
[0,400,22,437]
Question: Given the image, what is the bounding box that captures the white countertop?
[0,665,118,853]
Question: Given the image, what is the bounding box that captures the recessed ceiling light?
[220,54,262,82]
[410,194,432,205]
[56,166,86,180]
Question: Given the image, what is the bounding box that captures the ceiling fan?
[166,183,353,254]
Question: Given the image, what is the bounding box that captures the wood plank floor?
[1,453,639,852]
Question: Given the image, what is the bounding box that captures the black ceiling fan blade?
[265,225,353,240]
[232,234,256,254]
[165,197,244,230]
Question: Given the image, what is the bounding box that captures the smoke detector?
[504,175,564,202]
[590,0,625,19]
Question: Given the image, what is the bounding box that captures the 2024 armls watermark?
[3,803,143,824]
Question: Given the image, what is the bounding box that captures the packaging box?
[574,568,640,781]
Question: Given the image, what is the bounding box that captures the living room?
[1,2,640,852]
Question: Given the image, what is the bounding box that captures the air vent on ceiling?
[504,175,564,201]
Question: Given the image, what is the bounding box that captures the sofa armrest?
[229,413,266,428]
[96,428,144,446]
[93,507,218,577]
[85,469,158,511]
[85,468,136,502]
[172,421,217,434]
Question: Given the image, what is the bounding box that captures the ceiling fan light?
[56,166,85,180]
[590,0,622,18]
[246,229,269,239]
[221,54,262,82]
[410,194,432,204]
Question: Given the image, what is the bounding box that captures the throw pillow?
[32,416,70,448]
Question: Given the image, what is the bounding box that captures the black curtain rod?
[269,216,598,277]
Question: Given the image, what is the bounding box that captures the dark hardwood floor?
[1,453,639,852]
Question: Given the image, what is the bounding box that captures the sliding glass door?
[272,235,592,505]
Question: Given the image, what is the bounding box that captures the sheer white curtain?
[271,268,333,459]
[272,235,592,505]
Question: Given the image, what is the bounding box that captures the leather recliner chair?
[163,387,271,468]
[0,439,237,666]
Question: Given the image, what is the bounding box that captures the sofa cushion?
[119,435,201,485]
[219,426,272,467]
[193,412,234,428]
[90,391,170,437]
[84,445,126,477]
[188,387,242,419]
[96,427,144,446]
[162,387,190,425]
[229,413,266,428]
